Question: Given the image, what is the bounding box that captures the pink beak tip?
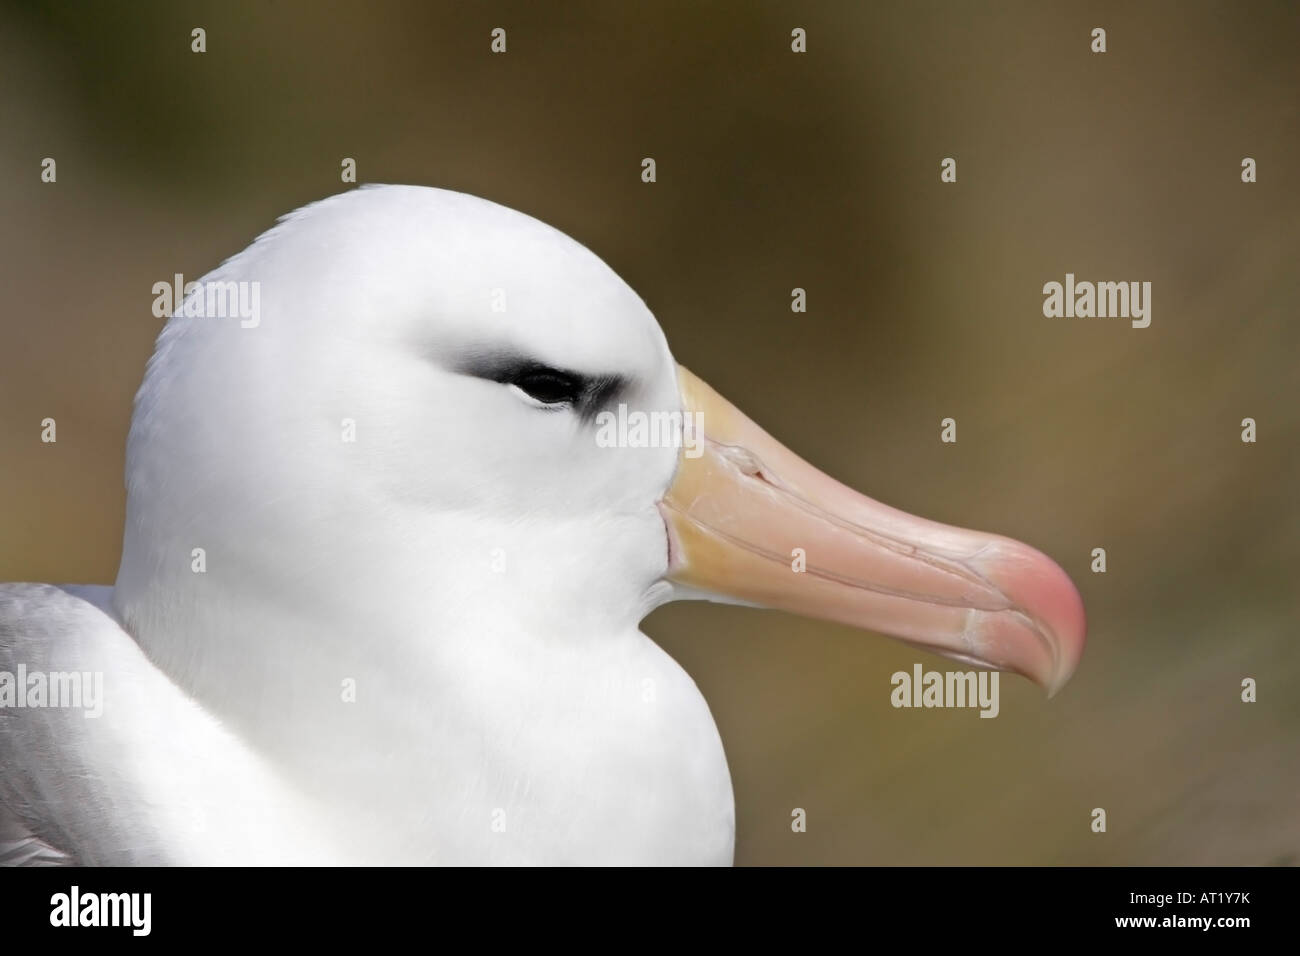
[1001,542,1088,696]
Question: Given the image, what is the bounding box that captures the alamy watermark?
[152,273,260,328]
[891,664,999,717]
[50,886,150,936]
[0,665,103,718]
[1043,273,1151,328]
[595,404,704,458]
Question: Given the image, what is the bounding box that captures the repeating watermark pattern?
[891,664,999,718]
[151,273,260,328]
[0,665,103,718]
[5,6,1289,881]
[594,404,704,458]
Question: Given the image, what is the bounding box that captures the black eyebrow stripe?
[453,351,548,384]
[574,374,625,424]
[453,351,628,422]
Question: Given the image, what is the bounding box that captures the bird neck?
[113,502,671,747]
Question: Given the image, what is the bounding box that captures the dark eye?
[509,367,584,407]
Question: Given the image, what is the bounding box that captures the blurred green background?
[1,1,1296,864]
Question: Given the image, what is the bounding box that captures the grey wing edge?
[0,583,117,866]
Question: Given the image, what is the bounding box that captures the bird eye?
[509,367,584,407]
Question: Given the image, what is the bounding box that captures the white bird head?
[115,184,1084,739]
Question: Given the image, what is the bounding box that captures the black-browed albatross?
[0,185,1085,865]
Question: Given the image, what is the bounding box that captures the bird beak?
[660,366,1086,695]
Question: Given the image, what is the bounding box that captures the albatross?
[0,185,1085,865]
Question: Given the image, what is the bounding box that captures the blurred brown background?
[1,1,1296,864]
